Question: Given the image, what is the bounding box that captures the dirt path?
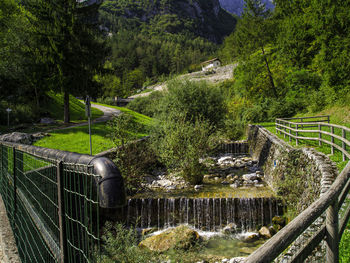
[49,103,121,131]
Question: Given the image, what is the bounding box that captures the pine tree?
[23,0,106,123]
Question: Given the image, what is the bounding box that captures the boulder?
[194,185,204,190]
[242,233,259,243]
[221,181,230,185]
[222,223,238,234]
[0,132,33,145]
[242,173,258,181]
[139,225,201,252]
[258,226,272,239]
[218,156,235,167]
[230,183,239,188]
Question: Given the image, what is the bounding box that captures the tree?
[232,0,277,97]
[23,0,107,123]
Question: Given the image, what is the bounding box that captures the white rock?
[194,185,204,190]
[230,183,239,188]
[242,173,258,181]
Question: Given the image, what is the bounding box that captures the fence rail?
[0,141,125,263]
[246,116,350,262]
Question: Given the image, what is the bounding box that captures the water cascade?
[122,197,283,231]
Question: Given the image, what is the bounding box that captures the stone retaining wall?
[248,125,337,211]
[248,125,338,262]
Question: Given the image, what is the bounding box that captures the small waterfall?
[220,142,249,156]
[123,197,283,231]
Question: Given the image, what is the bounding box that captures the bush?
[151,112,218,185]
[156,79,226,127]
[223,119,246,140]
[126,91,164,117]
[108,114,156,195]
[98,222,155,263]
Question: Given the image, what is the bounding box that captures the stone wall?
[248,125,338,262]
[248,125,337,212]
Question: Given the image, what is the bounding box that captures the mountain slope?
[219,0,274,16]
[100,0,236,43]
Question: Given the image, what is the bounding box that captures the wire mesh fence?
[0,143,101,263]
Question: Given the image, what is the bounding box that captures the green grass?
[33,105,152,155]
[90,101,153,127]
[47,92,103,122]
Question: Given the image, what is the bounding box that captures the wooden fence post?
[342,129,346,161]
[326,200,339,263]
[296,124,299,146]
[276,119,278,134]
[331,126,335,155]
[289,123,291,142]
[319,124,322,146]
[57,161,67,263]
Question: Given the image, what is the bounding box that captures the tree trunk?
[261,46,277,98]
[64,91,70,123]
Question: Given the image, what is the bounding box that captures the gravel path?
[0,196,20,263]
[129,64,236,99]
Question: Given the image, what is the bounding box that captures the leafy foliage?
[99,222,155,263]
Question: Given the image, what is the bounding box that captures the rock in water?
[258,226,272,239]
[139,225,201,252]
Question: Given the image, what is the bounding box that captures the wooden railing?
[246,116,350,263]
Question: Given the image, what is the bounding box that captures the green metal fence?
[0,141,125,263]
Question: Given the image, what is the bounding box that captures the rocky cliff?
[100,0,236,43]
[219,0,274,16]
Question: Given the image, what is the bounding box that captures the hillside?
[219,0,274,16]
[100,0,236,44]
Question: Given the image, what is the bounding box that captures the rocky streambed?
[111,153,285,262]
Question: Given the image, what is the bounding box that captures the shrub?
[156,79,226,127]
[126,91,164,117]
[108,113,157,195]
[223,119,246,140]
[151,112,218,185]
[98,222,155,263]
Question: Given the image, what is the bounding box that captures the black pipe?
[0,140,126,208]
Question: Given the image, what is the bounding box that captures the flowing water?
[124,197,282,231]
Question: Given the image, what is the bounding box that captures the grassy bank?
[34,106,151,155]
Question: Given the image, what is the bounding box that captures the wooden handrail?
[247,117,350,262]
[245,162,350,263]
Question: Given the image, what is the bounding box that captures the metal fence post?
[331,126,335,155]
[326,200,339,263]
[57,161,67,263]
[318,124,322,146]
[13,147,17,225]
[342,129,346,161]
